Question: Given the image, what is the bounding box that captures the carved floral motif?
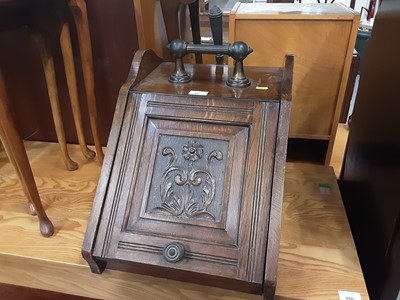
[182,140,204,162]
[154,140,223,220]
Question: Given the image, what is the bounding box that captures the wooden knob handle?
[163,242,185,263]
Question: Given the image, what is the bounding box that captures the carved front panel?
[125,117,248,245]
[145,136,228,226]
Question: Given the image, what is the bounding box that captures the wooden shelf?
[0,141,368,299]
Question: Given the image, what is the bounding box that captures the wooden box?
[82,50,293,299]
[229,3,359,164]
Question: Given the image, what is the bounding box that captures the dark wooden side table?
[0,0,102,236]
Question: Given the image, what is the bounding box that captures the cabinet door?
[93,92,280,285]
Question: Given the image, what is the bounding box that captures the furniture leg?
[69,0,104,164]
[60,22,96,160]
[0,127,37,216]
[32,31,79,171]
[0,70,54,237]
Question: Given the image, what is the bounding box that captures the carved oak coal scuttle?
[82,41,293,300]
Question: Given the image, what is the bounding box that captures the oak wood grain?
[0,142,368,299]
[135,63,283,101]
[0,282,95,300]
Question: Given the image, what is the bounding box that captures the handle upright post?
[209,5,224,65]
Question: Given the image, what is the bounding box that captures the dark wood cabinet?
[83,50,293,299]
[339,1,400,299]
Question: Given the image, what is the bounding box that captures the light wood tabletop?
[0,141,368,299]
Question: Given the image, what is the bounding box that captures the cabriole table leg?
[0,70,54,237]
[69,0,104,164]
[60,22,96,160]
[31,30,79,171]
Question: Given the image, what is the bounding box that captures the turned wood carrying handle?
[167,39,253,88]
